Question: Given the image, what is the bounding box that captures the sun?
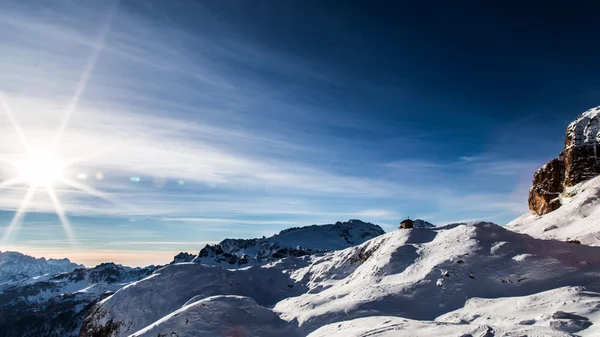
[19,152,65,187]
[0,93,113,245]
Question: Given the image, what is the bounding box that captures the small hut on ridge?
[399,218,414,229]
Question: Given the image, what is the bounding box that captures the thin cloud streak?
[0,1,541,264]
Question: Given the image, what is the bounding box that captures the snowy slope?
[307,315,574,337]
[80,262,307,337]
[130,295,302,337]
[192,219,385,266]
[274,222,600,333]
[81,222,600,337]
[436,286,600,336]
[507,175,600,245]
[0,251,82,286]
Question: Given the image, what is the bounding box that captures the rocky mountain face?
[190,219,385,267]
[0,251,82,286]
[529,106,600,215]
[170,252,196,263]
[508,175,600,245]
[0,261,157,337]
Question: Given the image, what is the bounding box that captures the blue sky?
[0,1,598,266]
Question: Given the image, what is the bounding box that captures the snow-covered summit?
[191,219,385,266]
[567,106,600,148]
[413,219,435,228]
[0,251,82,285]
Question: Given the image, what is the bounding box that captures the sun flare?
[19,152,65,187]
[0,94,112,245]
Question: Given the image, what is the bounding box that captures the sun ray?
[46,187,75,243]
[0,94,31,152]
[1,185,36,244]
[49,2,119,153]
[0,3,120,245]
[0,155,22,169]
[63,147,115,167]
[0,176,24,190]
[61,178,114,204]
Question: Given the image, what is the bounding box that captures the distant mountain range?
[0,251,82,286]
[0,219,388,337]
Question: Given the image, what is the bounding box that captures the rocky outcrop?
[529,156,565,215]
[413,219,435,228]
[170,252,197,264]
[529,106,600,215]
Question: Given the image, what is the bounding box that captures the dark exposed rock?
[197,244,225,258]
[529,156,565,215]
[271,248,314,259]
[171,252,197,264]
[529,106,600,215]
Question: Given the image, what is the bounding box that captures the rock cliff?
[529,106,600,215]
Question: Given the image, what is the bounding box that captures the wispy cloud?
[0,1,544,265]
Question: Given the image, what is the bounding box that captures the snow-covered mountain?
[9,106,600,336]
[0,219,386,337]
[0,251,82,287]
[413,219,435,228]
[508,106,600,245]
[190,219,385,266]
[0,262,157,337]
[529,106,600,215]
[80,262,309,336]
[81,222,600,337]
[274,222,600,334]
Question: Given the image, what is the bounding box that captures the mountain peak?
[529,105,600,215]
[187,220,385,266]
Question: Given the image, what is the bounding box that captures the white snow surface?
[274,223,600,333]
[129,295,302,337]
[436,286,600,336]
[507,175,600,245]
[308,316,574,337]
[84,222,600,337]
